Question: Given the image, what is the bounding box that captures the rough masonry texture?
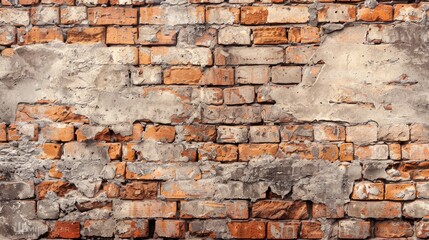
[0,0,429,239]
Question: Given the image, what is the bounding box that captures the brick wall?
[1,0,429,239]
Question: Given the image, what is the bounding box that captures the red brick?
[338,219,371,239]
[155,220,186,238]
[385,183,416,200]
[375,220,413,238]
[238,144,279,161]
[48,221,80,239]
[224,86,255,105]
[347,201,402,218]
[358,4,393,22]
[41,0,74,5]
[106,27,137,44]
[67,27,105,44]
[120,182,157,200]
[88,7,138,25]
[39,143,62,160]
[252,200,308,220]
[122,143,136,161]
[398,161,429,180]
[18,27,63,45]
[253,27,287,45]
[106,142,122,160]
[228,221,266,239]
[340,143,354,161]
[178,125,216,142]
[116,220,149,238]
[37,181,76,199]
[202,68,235,86]
[352,181,384,200]
[41,124,74,142]
[164,66,202,85]
[312,203,344,218]
[143,125,176,143]
[416,221,429,238]
[300,221,323,239]
[103,183,120,198]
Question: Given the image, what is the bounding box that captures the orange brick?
[199,143,238,162]
[105,143,122,160]
[88,7,138,25]
[375,220,413,238]
[288,27,301,43]
[41,0,74,5]
[155,220,186,238]
[385,183,416,200]
[106,27,137,44]
[67,27,105,44]
[228,221,266,239]
[18,27,63,45]
[241,6,268,25]
[402,143,429,160]
[122,143,136,161]
[202,68,234,86]
[300,26,320,43]
[139,48,151,65]
[120,182,157,200]
[352,181,384,200]
[238,144,278,161]
[7,123,38,141]
[164,67,202,85]
[1,48,14,57]
[41,124,74,142]
[20,0,39,5]
[48,221,80,239]
[253,27,287,45]
[389,143,401,160]
[300,221,323,239]
[39,143,62,160]
[76,126,110,142]
[358,4,393,21]
[103,183,120,198]
[116,220,149,238]
[37,181,76,199]
[252,200,308,220]
[394,4,424,22]
[16,104,88,123]
[112,123,143,142]
[317,144,339,161]
[143,125,176,143]
[339,143,354,161]
[0,123,6,142]
[0,26,16,45]
[318,4,357,23]
[179,125,217,142]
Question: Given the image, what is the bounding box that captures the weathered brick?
[176,125,217,142]
[378,123,409,141]
[389,143,401,160]
[155,220,186,238]
[76,125,110,142]
[37,199,59,219]
[197,87,223,104]
[202,67,235,86]
[0,26,16,45]
[67,27,105,44]
[288,27,301,43]
[224,86,255,105]
[280,124,313,141]
[398,161,429,180]
[271,66,302,84]
[217,126,248,143]
[300,221,323,239]
[312,203,345,218]
[134,142,196,162]
[180,200,248,219]
[241,6,309,24]
[42,0,74,4]
[41,123,74,142]
[252,200,308,220]
[318,4,357,22]
[402,143,429,160]
[48,221,80,239]
[357,4,393,22]
[411,123,429,141]
[31,7,59,25]
[143,125,176,143]
[131,66,162,85]
[253,27,287,45]
[60,6,87,24]
[236,66,270,85]
[267,221,300,239]
[199,143,238,162]
[385,183,416,200]
[88,7,138,25]
[301,26,320,43]
[120,182,157,200]
[82,220,114,237]
[347,201,402,218]
[416,221,429,238]
[151,47,213,66]
[7,123,38,141]
[206,6,239,24]
[138,26,178,45]
[139,47,151,65]
[106,27,137,44]
[0,182,34,200]
[352,181,384,200]
[338,219,371,239]
[164,66,202,85]
[355,144,388,160]
[215,47,284,65]
[403,200,429,218]
[141,6,205,25]
[238,144,279,161]
[346,122,378,144]
[417,182,429,199]
[249,126,280,143]
[18,27,64,45]
[116,220,149,238]
[314,123,345,141]
[125,162,200,180]
[0,9,30,26]
[39,143,62,160]
[114,200,177,218]
[394,4,425,22]
[218,26,251,45]
[374,220,413,238]
[285,46,318,64]
[36,181,76,199]
[189,219,229,238]
[202,105,262,124]
[228,221,266,239]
